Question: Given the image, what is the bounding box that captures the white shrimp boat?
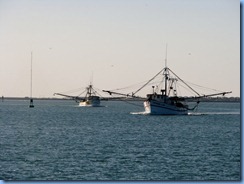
[143,66,194,115]
[103,53,231,115]
[78,85,100,107]
[54,84,101,107]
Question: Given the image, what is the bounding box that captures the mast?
[29,51,34,108]
[89,85,92,96]
[87,72,93,97]
[164,44,168,96]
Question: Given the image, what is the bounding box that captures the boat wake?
[189,112,240,115]
[130,111,150,115]
[203,112,239,115]
[75,105,107,108]
[131,112,239,116]
[131,112,206,116]
[188,112,205,116]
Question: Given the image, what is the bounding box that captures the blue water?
[0,100,240,180]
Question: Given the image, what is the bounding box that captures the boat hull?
[144,100,188,115]
[79,99,100,107]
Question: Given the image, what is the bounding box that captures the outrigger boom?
[102,90,143,99]
[53,92,85,100]
[187,91,232,100]
[103,90,232,100]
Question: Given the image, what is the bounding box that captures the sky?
[0,0,240,98]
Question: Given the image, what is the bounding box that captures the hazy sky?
[0,0,240,97]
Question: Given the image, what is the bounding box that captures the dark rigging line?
[168,68,200,96]
[133,68,164,96]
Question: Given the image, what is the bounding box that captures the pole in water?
[29,51,34,108]
[29,98,34,108]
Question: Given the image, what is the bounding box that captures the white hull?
[144,100,188,115]
[79,99,100,107]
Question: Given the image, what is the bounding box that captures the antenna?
[165,44,168,68]
[164,44,168,98]
[90,71,93,85]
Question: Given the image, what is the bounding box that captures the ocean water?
[0,100,240,181]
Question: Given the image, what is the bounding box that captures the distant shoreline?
[0,96,240,103]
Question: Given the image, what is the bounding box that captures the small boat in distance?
[54,84,101,107]
[78,84,100,107]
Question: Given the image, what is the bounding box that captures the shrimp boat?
[103,60,231,115]
[143,69,189,115]
[54,84,101,107]
[142,66,231,115]
[78,84,100,107]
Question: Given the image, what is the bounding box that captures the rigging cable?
[168,68,200,96]
[133,68,164,96]
[183,80,224,93]
[177,82,201,97]
[93,87,105,98]
[59,87,86,95]
[77,89,87,97]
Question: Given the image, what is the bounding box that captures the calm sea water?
[0,99,240,181]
